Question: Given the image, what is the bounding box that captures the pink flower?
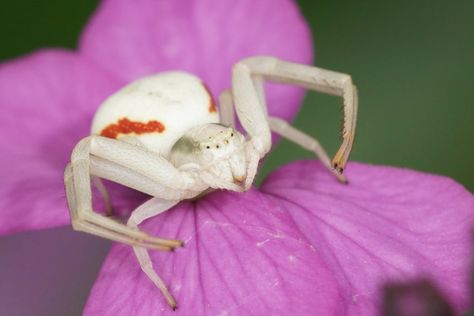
[0,1,473,315]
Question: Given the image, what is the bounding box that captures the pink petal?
[80,0,313,121]
[84,189,339,315]
[84,161,473,314]
[262,160,474,315]
[0,50,135,234]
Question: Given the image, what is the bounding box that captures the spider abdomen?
[91,71,219,156]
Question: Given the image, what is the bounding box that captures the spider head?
[170,123,249,188]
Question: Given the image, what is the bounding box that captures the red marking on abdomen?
[208,96,217,113]
[202,84,217,113]
[100,118,165,139]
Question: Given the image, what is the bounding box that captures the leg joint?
[233,56,278,75]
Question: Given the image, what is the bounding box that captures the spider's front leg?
[219,89,261,189]
[65,136,204,250]
[232,56,357,176]
[220,88,346,183]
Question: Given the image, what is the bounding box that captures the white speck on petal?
[256,238,272,247]
[172,282,182,292]
[256,231,287,247]
[351,291,374,303]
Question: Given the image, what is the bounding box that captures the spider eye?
[216,145,220,149]
[206,146,210,149]
[230,133,234,137]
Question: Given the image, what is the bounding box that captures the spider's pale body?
[65,56,358,309]
[169,124,248,184]
[91,72,219,155]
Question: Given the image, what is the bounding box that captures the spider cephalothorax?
[170,124,248,188]
[64,56,358,309]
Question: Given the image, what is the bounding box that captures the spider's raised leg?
[232,56,358,174]
[218,88,346,182]
[218,89,235,128]
[269,117,348,183]
[65,136,204,249]
[126,198,180,309]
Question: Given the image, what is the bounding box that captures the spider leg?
[89,155,201,200]
[127,197,181,310]
[243,144,260,190]
[91,177,113,216]
[65,136,203,249]
[91,134,161,211]
[87,136,200,190]
[218,88,258,189]
[218,87,345,185]
[65,164,173,250]
[218,89,235,128]
[269,117,347,183]
[232,56,358,174]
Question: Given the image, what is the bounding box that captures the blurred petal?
[262,161,474,315]
[80,0,313,121]
[84,190,339,315]
[383,279,455,316]
[0,50,136,234]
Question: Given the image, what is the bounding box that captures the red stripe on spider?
[100,118,165,139]
[202,83,217,113]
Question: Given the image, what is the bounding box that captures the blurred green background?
[268,1,474,191]
[0,0,473,190]
[0,1,473,315]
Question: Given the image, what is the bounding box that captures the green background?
[0,1,473,315]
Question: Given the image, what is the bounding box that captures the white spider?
[64,56,357,309]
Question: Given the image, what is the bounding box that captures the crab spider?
[64,56,358,309]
